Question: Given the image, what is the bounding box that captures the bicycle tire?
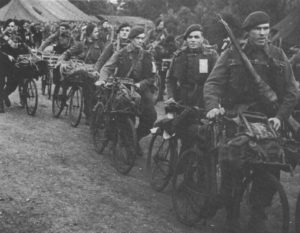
[91,102,111,154]
[296,192,300,233]
[111,117,137,175]
[52,84,65,118]
[41,75,46,95]
[24,79,38,116]
[152,73,162,104]
[148,133,176,192]
[69,86,83,127]
[47,70,53,100]
[235,172,289,233]
[172,148,210,226]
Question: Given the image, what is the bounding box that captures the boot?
[247,208,268,233]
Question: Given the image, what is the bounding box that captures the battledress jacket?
[167,46,218,107]
[203,42,298,121]
[99,43,154,92]
[60,39,104,64]
[94,38,130,72]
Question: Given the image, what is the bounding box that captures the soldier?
[165,24,218,153]
[94,22,131,72]
[203,11,298,233]
[0,19,30,110]
[39,22,74,54]
[97,26,157,153]
[145,18,168,46]
[55,23,104,123]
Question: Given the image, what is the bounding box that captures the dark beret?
[242,11,270,31]
[86,23,96,37]
[128,26,144,40]
[116,23,131,34]
[59,22,70,29]
[183,24,203,40]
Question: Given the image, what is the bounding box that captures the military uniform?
[204,42,298,120]
[204,31,298,233]
[94,38,130,72]
[99,43,157,140]
[39,31,74,53]
[167,45,218,107]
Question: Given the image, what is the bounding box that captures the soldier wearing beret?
[94,23,131,72]
[203,11,298,232]
[165,24,218,154]
[97,26,157,152]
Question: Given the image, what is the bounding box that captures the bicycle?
[90,78,140,175]
[40,52,59,99]
[15,54,40,116]
[146,102,201,192]
[172,111,291,232]
[52,59,96,127]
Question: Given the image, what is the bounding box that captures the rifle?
[217,14,278,108]
[217,14,300,134]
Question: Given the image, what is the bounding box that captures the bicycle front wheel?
[148,133,177,192]
[172,148,210,226]
[69,86,83,127]
[24,79,38,116]
[90,102,111,154]
[52,84,65,118]
[111,117,137,175]
[236,172,289,233]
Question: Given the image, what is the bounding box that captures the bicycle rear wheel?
[90,102,111,154]
[47,70,53,99]
[52,84,66,118]
[24,79,38,116]
[111,117,137,175]
[172,148,210,226]
[148,133,177,192]
[236,172,289,233]
[152,73,162,104]
[69,86,83,127]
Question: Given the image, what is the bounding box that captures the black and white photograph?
[0,0,300,232]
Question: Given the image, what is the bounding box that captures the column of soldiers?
[0,11,299,233]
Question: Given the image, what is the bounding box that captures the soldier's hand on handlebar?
[7,55,14,62]
[135,83,141,89]
[95,80,105,86]
[164,97,176,105]
[268,117,281,131]
[206,107,225,119]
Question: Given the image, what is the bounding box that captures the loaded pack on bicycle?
[94,25,157,174]
[147,100,207,192]
[200,12,299,233]
[52,23,104,126]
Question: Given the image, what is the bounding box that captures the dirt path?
[0,83,299,233]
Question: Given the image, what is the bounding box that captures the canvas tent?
[97,14,154,29]
[271,7,300,47]
[0,0,97,22]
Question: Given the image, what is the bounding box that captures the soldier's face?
[248,23,270,46]
[7,22,15,33]
[91,27,99,40]
[59,26,67,34]
[186,31,204,49]
[119,26,131,39]
[132,33,145,48]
